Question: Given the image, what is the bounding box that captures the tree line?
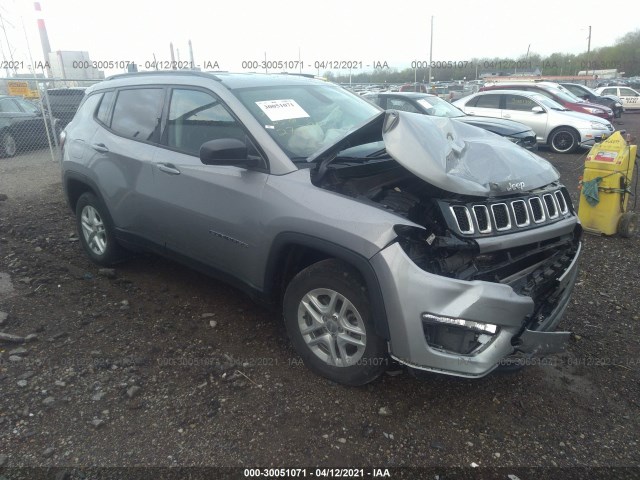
[327,29,640,83]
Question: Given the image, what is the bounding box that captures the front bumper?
[578,128,613,147]
[371,240,581,378]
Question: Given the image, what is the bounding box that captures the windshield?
[233,84,380,159]
[531,94,566,110]
[416,95,465,118]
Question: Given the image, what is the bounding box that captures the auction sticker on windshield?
[255,99,310,122]
[417,99,434,109]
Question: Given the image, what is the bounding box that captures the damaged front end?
[311,110,582,377]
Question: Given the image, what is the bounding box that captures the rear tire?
[0,131,17,158]
[283,259,388,385]
[549,127,579,154]
[75,192,125,266]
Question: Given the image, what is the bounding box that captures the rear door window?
[619,88,639,97]
[110,88,164,142]
[474,94,501,109]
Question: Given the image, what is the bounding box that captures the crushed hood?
[309,111,559,197]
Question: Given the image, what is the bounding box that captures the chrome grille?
[543,194,558,219]
[555,191,568,214]
[472,205,491,233]
[491,203,511,231]
[529,197,545,223]
[512,200,530,227]
[451,189,570,235]
[451,206,473,234]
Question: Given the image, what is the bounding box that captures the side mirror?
[531,106,545,114]
[199,138,260,168]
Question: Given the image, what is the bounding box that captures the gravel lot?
[0,114,639,479]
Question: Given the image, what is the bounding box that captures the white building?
[48,51,105,81]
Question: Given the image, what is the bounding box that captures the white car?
[453,90,615,153]
[595,86,640,110]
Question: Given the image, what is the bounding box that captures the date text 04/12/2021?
[243,468,392,478]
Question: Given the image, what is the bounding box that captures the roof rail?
[105,70,221,81]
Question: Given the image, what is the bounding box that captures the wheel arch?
[264,232,391,340]
[64,171,105,214]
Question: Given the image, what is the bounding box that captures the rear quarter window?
[72,93,103,124]
[96,91,115,126]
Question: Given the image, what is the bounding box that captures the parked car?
[46,87,86,128]
[363,92,537,150]
[0,94,60,157]
[480,82,614,120]
[61,71,582,385]
[453,90,614,153]
[594,86,640,111]
[556,83,624,118]
[399,82,428,93]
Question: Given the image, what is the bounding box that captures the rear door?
[501,94,548,142]
[462,93,502,118]
[89,87,166,245]
[617,87,640,110]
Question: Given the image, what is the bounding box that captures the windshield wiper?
[365,148,388,158]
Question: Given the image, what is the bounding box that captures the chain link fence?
[0,77,97,162]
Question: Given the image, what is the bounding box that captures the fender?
[265,232,391,340]
[62,170,107,212]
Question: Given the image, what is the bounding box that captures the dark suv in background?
[557,83,623,118]
[46,87,86,128]
[60,71,582,385]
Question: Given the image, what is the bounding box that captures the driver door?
[151,87,268,280]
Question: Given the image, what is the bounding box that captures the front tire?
[283,259,388,386]
[75,192,124,266]
[0,131,17,158]
[549,127,579,154]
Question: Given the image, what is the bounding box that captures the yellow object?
[578,132,637,236]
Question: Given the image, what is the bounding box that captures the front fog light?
[421,313,499,355]
[422,313,498,334]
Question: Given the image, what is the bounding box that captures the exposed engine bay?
[314,158,581,328]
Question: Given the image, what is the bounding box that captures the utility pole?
[428,15,434,87]
[0,13,17,75]
[586,26,592,77]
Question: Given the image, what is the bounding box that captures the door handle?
[91,143,109,153]
[157,163,181,175]
[503,114,511,119]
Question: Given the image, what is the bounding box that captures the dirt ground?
[0,114,639,479]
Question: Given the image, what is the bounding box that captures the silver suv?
[60,72,582,385]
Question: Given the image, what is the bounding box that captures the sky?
[0,0,638,77]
